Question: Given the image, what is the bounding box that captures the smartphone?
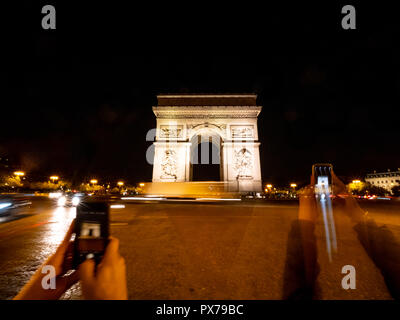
[73,201,109,269]
[312,163,333,197]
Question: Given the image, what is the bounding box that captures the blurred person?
[14,220,127,300]
[283,169,400,300]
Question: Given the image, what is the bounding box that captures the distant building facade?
[365,169,400,191]
[0,156,11,175]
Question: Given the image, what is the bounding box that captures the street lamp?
[290,183,297,188]
[139,183,145,187]
[90,179,98,185]
[50,176,59,183]
[14,171,25,177]
[117,181,124,187]
[266,184,273,189]
[352,180,361,184]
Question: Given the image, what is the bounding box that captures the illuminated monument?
[151,94,262,192]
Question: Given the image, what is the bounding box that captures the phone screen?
[313,163,333,196]
[73,201,109,268]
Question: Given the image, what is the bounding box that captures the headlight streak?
[120,197,241,202]
[316,177,337,262]
[72,196,80,206]
[49,192,62,199]
[121,197,165,201]
[110,204,125,209]
[0,203,12,210]
[57,196,67,206]
[195,198,241,201]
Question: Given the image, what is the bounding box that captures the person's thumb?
[79,259,96,283]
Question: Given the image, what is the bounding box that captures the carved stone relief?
[231,125,254,138]
[161,149,177,179]
[159,125,183,139]
[234,148,253,179]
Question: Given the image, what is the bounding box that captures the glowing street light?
[14,171,25,177]
[90,179,98,185]
[139,183,145,187]
[50,176,59,183]
[352,180,361,184]
[266,184,273,189]
[117,181,124,187]
[290,183,297,188]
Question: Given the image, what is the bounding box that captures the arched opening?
[190,132,222,181]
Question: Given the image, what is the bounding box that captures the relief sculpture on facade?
[234,148,253,179]
[231,125,254,138]
[159,125,183,139]
[161,149,177,179]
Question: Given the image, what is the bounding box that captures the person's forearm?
[14,260,77,300]
[14,265,50,300]
[353,219,400,300]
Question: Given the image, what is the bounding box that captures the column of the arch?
[219,142,224,182]
[237,141,262,192]
[223,142,230,182]
[184,142,191,181]
[218,136,224,181]
[221,142,235,192]
[251,142,262,191]
[221,142,234,191]
[221,141,262,192]
[152,142,166,182]
[152,141,191,182]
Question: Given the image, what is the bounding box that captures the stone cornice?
[157,94,257,99]
[153,106,262,119]
[223,142,261,146]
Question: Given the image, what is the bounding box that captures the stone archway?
[189,129,222,181]
[151,94,262,192]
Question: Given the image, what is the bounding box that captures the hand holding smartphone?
[73,201,109,269]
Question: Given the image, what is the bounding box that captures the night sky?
[3,2,400,186]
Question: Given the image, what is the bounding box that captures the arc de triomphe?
[151,94,262,192]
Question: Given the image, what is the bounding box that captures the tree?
[366,184,388,196]
[392,185,400,197]
[29,180,71,191]
[78,183,104,193]
[347,181,366,195]
[0,175,23,188]
[347,181,387,196]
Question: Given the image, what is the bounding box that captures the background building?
[365,169,400,191]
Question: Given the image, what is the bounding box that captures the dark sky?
[3,2,400,185]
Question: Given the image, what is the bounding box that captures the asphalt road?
[0,197,399,300]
